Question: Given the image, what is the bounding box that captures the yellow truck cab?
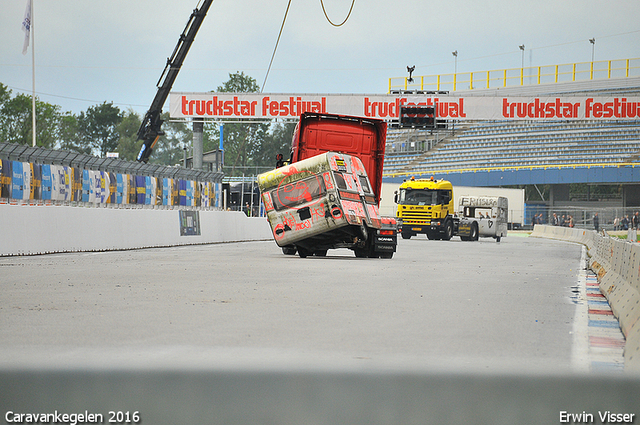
[395,177,454,240]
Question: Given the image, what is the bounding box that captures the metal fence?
[0,142,224,209]
[389,57,640,93]
[524,204,640,232]
[0,142,224,183]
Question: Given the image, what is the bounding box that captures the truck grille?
[400,210,431,223]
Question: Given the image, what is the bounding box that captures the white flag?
[22,0,31,55]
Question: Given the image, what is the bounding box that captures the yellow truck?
[395,177,455,240]
[394,177,508,242]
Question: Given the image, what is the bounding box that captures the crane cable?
[262,0,356,92]
[261,0,292,92]
[320,0,355,27]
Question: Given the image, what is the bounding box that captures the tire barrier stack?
[531,224,640,371]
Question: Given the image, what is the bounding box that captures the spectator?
[593,212,599,231]
[552,213,559,226]
[634,212,639,230]
[622,215,629,230]
[569,215,574,228]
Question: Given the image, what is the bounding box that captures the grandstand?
[383,63,640,227]
[383,74,640,178]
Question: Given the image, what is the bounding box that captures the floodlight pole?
[452,50,458,74]
[30,0,36,147]
[519,44,525,86]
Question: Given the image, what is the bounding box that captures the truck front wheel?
[442,221,453,241]
[282,246,297,255]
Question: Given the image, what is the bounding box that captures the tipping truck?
[258,113,397,258]
[394,176,507,242]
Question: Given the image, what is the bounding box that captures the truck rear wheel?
[401,232,412,240]
[355,228,377,258]
[470,222,479,241]
[354,248,368,258]
[298,247,311,258]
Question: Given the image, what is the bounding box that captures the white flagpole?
[30,0,36,147]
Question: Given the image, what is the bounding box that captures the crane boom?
[136,0,214,163]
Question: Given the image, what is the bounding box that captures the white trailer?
[454,186,523,229]
[456,195,509,242]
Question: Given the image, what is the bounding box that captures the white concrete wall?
[2,367,639,425]
[0,204,272,256]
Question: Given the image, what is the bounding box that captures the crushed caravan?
[258,151,396,258]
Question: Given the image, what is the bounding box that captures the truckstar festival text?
[171,93,640,121]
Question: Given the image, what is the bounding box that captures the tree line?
[0,72,294,176]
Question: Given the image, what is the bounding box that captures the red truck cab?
[291,113,386,204]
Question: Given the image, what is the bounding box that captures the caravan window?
[358,176,372,194]
[271,175,326,211]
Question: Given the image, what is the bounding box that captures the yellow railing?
[389,58,640,93]
[383,162,640,179]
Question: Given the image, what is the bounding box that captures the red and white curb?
[572,247,626,372]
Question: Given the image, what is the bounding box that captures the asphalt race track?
[0,233,584,372]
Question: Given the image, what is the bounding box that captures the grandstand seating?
[383,119,640,175]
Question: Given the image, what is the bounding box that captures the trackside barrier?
[1,366,640,425]
[532,225,640,371]
[0,204,272,256]
[0,143,225,208]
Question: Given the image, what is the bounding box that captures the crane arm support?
[137,0,214,163]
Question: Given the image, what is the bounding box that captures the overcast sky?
[1,0,639,116]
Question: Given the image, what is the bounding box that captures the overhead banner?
[170,92,640,121]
